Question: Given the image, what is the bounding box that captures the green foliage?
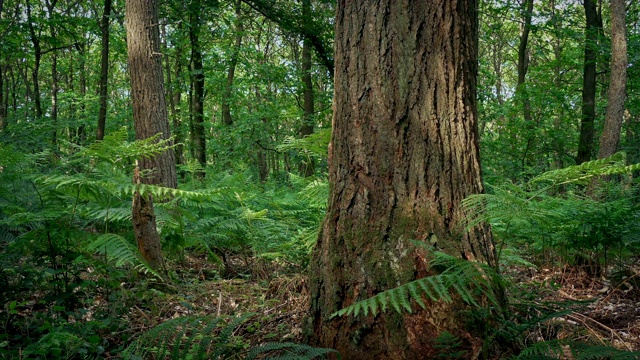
[463,153,640,265]
[123,314,338,360]
[87,233,163,279]
[246,342,339,360]
[515,340,640,360]
[332,250,503,318]
[122,314,252,360]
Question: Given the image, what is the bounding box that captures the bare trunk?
[222,0,243,126]
[307,1,497,358]
[96,0,112,141]
[189,0,206,177]
[126,0,177,270]
[577,0,601,164]
[163,23,184,167]
[26,0,43,118]
[597,0,627,159]
[516,0,534,170]
[298,0,315,177]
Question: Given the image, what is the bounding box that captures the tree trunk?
[597,0,627,159]
[298,0,315,177]
[516,0,534,170]
[189,0,206,178]
[577,0,601,164]
[125,0,177,270]
[0,64,5,131]
[163,23,185,168]
[96,0,112,141]
[26,0,43,118]
[222,0,243,126]
[306,1,497,358]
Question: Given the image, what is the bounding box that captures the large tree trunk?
[125,0,177,270]
[96,0,112,141]
[306,1,497,358]
[577,0,601,164]
[189,0,206,178]
[597,0,627,159]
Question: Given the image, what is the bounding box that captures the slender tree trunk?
[50,52,58,145]
[126,0,177,270]
[516,0,534,170]
[307,1,498,358]
[597,0,627,159]
[0,64,5,130]
[96,0,112,141]
[163,23,185,168]
[222,0,243,126]
[577,0,601,164]
[0,0,4,129]
[26,0,43,118]
[297,0,315,177]
[76,42,87,143]
[189,0,206,177]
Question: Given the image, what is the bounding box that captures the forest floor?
[109,254,640,356]
[14,253,637,357]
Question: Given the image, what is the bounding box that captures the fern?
[332,250,502,318]
[246,342,339,360]
[122,314,251,360]
[530,152,640,186]
[515,340,640,360]
[122,314,337,360]
[86,233,163,279]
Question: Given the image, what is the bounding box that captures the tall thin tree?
[96,0,112,141]
[597,0,627,159]
[125,0,177,270]
[577,0,602,164]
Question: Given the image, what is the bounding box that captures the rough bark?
[298,0,314,177]
[96,0,112,141]
[306,1,497,358]
[26,0,43,118]
[222,0,243,126]
[516,0,534,170]
[597,0,627,159]
[163,23,184,167]
[577,0,601,164]
[189,0,206,177]
[46,0,58,146]
[125,0,177,270]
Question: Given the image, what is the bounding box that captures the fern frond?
[530,152,640,186]
[333,251,501,318]
[516,340,640,360]
[246,342,340,360]
[122,314,253,360]
[86,233,162,279]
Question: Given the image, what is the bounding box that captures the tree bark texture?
[307,1,496,359]
[26,0,43,118]
[222,0,243,126]
[126,0,177,189]
[189,0,206,177]
[516,0,534,169]
[597,0,627,159]
[298,0,315,177]
[96,0,112,141]
[577,0,601,164]
[126,0,177,270]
